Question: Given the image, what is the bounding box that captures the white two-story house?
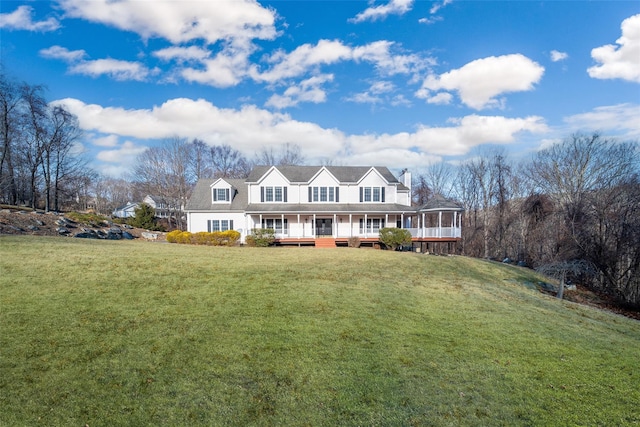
[185,165,462,250]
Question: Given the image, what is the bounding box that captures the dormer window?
[213,188,230,202]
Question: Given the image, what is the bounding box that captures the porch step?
[314,238,336,248]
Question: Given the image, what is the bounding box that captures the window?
[308,186,340,202]
[359,186,385,203]
[208,219,234,232]
[261,186,287,202]
[262,218,288,233]
[359,218,385,233]
[213,188,230,202]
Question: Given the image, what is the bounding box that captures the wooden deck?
[275,236,460,253]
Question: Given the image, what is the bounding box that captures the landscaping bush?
[379,227,412,250]
[246,228,275,247]
[167,230,241,246]
[166,230,182,243]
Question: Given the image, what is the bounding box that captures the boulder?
[122,231,134,240]
[141,232,158,240]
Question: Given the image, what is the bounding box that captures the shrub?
[246,228,275,247]
[166,229,183,243]
[379,227,412,251]
[129,203,164,231]
[348,236,361,248]
[220,230,241,246]
[167,230,241,246]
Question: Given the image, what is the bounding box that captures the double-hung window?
[213,188,230,202]
[308,186,340,202]
[208,219,234,232]
[260,186,287,202]
[359,186,385,203]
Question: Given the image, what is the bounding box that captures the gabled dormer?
[357,167,391,203]
[307,166,341,203]
[210,178,235,203]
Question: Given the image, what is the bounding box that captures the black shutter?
[359,187,363,203]
[225,188,230,201]
[284,187,288,203]
[261,187,265,203]
[230,220,234,230]
[381,187,385,203]
[335,187,339,203]
[308,187,312,202]
[207,220,211,232]
[213,190,217,202]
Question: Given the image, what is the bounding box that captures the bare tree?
[0,73,21,205]
[255,143,305,166]
[133,136,195,229]
[209,144,251,178]
[423,162,455,197]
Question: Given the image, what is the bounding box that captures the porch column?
[297,214,300,238]
[313,214,316,238]
[421,213,425,238]
[333,214,337,237]
[438,211,442,238]
[401,213,404,228]
[259,214,263,229]
[385,214,388,229]
[364,214,368,238]
[349,214,353,237]
[281,213,285,237]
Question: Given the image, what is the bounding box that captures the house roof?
[185,178,247,211]
[246,165,401,185]
[418,194,464,212]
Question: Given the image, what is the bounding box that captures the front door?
[315,218,333,236]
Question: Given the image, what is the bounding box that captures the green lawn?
[1,236,638,426]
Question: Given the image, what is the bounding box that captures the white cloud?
[564,103,640,140]
[41,45,157,81]
[254,39,432,85]
[57,0,277,45]
[40,45,86,62]
[416,54,545,109]
[588,14,640,83]
[418,16,443,25]
[52,97,548,170]
[70,59,158,81]
[347,114,548,156]
[96,140,147,163]
[430,0,453,15]
[266,74,334,109]
[254,40,352,83]
[180,46,253,87]
[344,80,396,105]
[349,0,414,23]
[0,5,60,32]
[153,46,211,63]
[93,134,120,148]
[426,92,453,105]
[550,50,568,62]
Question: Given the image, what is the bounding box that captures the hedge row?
[166,230,241,246]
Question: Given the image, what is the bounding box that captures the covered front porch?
[248,210,462,242]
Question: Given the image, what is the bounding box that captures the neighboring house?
[185,165,463,250]
[143,195,173,218]
[112,202,139,218]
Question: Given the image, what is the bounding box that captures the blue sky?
[2,0,639,177]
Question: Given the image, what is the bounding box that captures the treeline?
[446,134,639,307]
[0,73,91,212]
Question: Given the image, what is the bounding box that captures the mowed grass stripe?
[0,236,638,426]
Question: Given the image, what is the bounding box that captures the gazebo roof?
[418,194,464,212]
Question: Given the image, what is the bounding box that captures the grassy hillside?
[1,236,638,426]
